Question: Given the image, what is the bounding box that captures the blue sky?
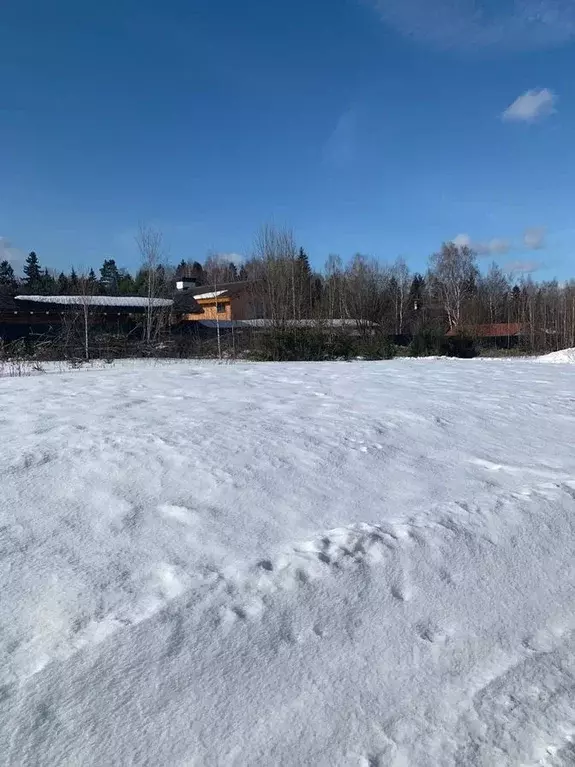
[1,0,574,279]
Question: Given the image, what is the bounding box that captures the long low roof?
[196,318,378,329]
[15,295,173,308]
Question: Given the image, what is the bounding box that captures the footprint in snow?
[415,620,446,644]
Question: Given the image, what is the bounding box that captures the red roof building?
[446,323,524,338]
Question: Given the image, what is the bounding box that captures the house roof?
[171,291,203,313]
[446,323,524,338]
[0,291,206,316]
[15,295,173,308]
[193,290,228,300]
[191,281,250,300]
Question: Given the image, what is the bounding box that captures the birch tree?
[429,242,478,330]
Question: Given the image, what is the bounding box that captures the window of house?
[216,302,226,314]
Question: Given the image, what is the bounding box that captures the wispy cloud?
[453,233,511,256]
[453,227,547,256]
[0,237,26,273]
[504,259,543,274]
[371,1,575,51]
[502,89,556,122]
[323,109,358,169]
[523,226,546,249]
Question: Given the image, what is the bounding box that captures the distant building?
[0,294,176,341]
[179,281,257,322]
[446,323,525,347]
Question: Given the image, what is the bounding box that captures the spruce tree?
[87,268,99,295]
[297,247,311,278]
[175,259,187,279]
[191,261,205,285]
[99,258,120,294]
[409,274,425,306]
[23,251,42,292]
[117,269,135,295]
[238,265,248,281]
[0,260,17,291]
[296,247,312,316]
[133,267,148,296]
[57,272,69,294]
[40,268,57,295]
[69,268,79,293]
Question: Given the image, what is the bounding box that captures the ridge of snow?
[538,347,575,363]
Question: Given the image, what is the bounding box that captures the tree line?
[1,225,574,355]
[238,228,575,354]
[0,250,250,298]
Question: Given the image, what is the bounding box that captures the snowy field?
[2,357,575,766]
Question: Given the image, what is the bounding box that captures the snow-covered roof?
[193,290,228,300]
[15,295,173,308]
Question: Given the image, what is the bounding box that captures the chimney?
[176,276,198,291]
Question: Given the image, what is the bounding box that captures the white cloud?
[453,233,471,248]
[0,237,26,274]
[523,226,546,249]
[371,1,575,51]
[453,233,510,256]
[453,227,548,256]
[502,89,556,122]
[504,259,543,274]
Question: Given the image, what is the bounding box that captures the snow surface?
[2,359,575,765]
[538,347,575,364]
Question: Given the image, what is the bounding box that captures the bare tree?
[480,262,510,325]
[76,272,98,360]
[343,254,387,337]
[391,256,411,335]
[323,254,345,323]
[429,242,478,330]
[251,224,298,327]
[136,224,165,344]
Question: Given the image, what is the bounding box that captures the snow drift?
[1,359,575,765]
[538,347,575,363]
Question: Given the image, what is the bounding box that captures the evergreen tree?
[133,267,148,296]
[117,269,135,295]
[238,265,248,281]
[87,268,99,295]
[228,262,238,281]
[70,268,79,293]
[191,261,205,285]
[40,268,57,295]
[295,247,312,317]
[409,274,425,307]
[311,275,323,307]
[57,272,69,294]
[23,251,42,292]
[297,247,311,278]
[0,260,17,291]
[99,258,120,294]
[175,259,187,279]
